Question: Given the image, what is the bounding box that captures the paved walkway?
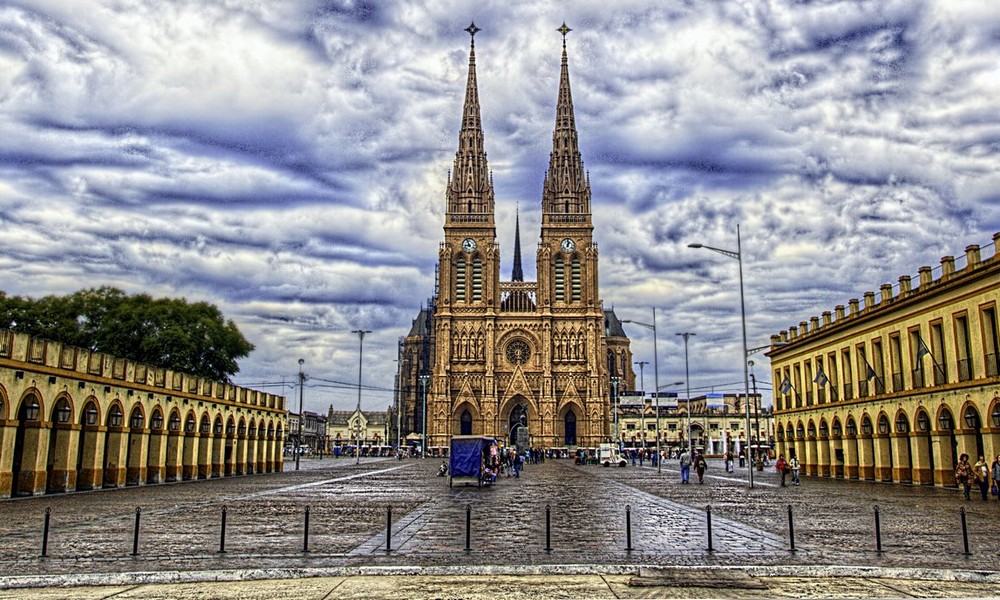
[2,456,999,597]
[3,565,1000,599]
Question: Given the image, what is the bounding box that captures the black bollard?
[131,507,141,556]
[41,507,51,558]
[960,507,970,555]
[386,506,392,552]
[465,505,472,552]
[544,504,552,552]
[706,505,714,552]
[874,505,882,554]
[303,506,310,553]
[219,506,227,554]
[625,505,632,552]
[787,504,795,552]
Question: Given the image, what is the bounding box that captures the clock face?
[506,339,531,365]
[462,238,477,253]
[561,238,575,253]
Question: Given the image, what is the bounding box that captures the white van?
[597,443,627,467]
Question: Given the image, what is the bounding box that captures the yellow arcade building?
[769,234,1000,486]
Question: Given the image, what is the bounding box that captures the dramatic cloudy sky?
[2,1,999,415]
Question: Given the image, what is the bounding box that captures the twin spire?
[446,22,589,225]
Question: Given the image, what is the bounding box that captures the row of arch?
[435,394,602,449]
[775,399,1000,486]
[1,389,285,497]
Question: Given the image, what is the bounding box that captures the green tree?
[0,287,254,381]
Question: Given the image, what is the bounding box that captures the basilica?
[397,25,634,452]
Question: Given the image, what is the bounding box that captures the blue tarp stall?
[449,436,495,488]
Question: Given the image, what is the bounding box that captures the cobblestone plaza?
[1,456,998,582]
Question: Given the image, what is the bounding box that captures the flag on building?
[813,367,830,388]
[779,376,793,395]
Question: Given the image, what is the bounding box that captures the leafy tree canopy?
[0,287,254,382]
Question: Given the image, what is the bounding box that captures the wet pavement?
[1,456,999,595]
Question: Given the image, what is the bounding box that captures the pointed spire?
[512,204,524,281]
[446,22,494,223]
[542,23,590,219]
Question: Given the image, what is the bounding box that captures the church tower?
[400,24,634,455]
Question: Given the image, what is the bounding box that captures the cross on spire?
[558,22,571,46]
[466,22,481,46]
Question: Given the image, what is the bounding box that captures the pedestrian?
[696,452,708,484]
[513,451,524,478]
[955,453,973,500]
[992,454,1000,502]
[679,449,691,484]
[775,455,788,486]
[973,455,989,501]
[789,455,800,485]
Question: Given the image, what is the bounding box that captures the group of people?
[774,454,801,486]
[678,449,709,483]
[955,453,1000,501]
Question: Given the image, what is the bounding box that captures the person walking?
[789,455,801,485]
[679,449,692,484]
[955,453,973,500]
[776,455,788,487]
[992,454,1000,502]
[695,452,708,484]
[973,455,989,500]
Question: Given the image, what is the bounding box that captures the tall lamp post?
[296,358,305,471]
[689,224,753,488]
[419,374,430,459]
[352,329,372,465]
[622,309,662,473]
[610,376,621,448]
[675,332,696,456]
[634,361,649,446]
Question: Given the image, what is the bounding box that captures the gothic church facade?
[397,25,634,451]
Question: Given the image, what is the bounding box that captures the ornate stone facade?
[398,26,634,452]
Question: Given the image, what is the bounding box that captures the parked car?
[597,443,627,467]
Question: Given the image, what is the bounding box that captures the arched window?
[455,255,466,302]
[460,409,473,435]
[554,257,565,302]
[571,257,581,302]
[472,256,482,302]
[564,411,577,446]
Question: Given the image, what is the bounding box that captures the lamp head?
[688,243,703,248]
[298,358,304,366]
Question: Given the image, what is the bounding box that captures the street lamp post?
[676,333,696,456]
[689,224,753,488]
[296,358,305,471]
[352,329,372,465]
[622,309,662,473]
[419,374,430,459]
[610,376,621,448]
[634,361,649,446]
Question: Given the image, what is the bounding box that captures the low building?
[615,391,767,456]
[325,406,392,454]
[0,330,287,497]
[769,234,1000,486]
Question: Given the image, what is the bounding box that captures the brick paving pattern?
[1,456,997,579]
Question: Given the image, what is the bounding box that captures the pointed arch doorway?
[508,402,529,451]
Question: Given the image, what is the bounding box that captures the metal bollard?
[303,506,310,553]
[386,506,392,552]
[465,505,472,552]
[41,508,51,558]
[625,505,632,552]
[787,504,795,552]
[706,505,714,552]
[960,507,970,555]
[218,506,227,554]
[544,504,552,552]
[874,505,882,554]
[131,507,141,556]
